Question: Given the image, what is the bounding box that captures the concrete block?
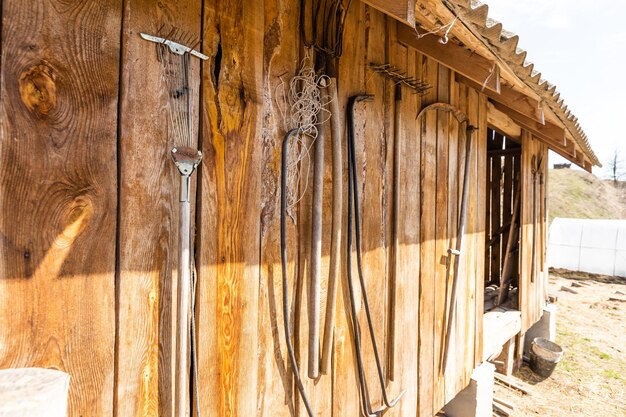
[0,368,70,417]
[524,303,557,355]
[443,362,495,417]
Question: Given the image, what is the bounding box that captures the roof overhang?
[362,0,600,171]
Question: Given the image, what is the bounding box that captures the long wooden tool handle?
[176,198,191,417]
[387,85,402,381]
[321,78,342,375]
[442,126,474,373]
[309,110,325,379]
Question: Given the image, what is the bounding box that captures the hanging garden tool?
[281,129,317,417]
[347,95,405,416]
[414,103,477,375]
[141,29,208,417]
[530,154,544,284]
[301,0,353,379]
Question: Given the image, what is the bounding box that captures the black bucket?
[529,337,564,378]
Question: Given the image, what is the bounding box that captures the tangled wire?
[276,52,332,220]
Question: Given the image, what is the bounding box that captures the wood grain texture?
[115,2,202,416]
[0,1,121,415]
[362,0,416,26]
[417,54,438,417]
[257,1,302,416]
[519,135,548,332]
[331,3,366,416]
[196,1,264,416]
[433,63,449,410]
[474,91,488,367]
[359,7,389,408]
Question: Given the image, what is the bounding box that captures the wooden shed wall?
[519,133,549,332]
[0,1,554,417]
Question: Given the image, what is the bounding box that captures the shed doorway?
[484,128,522,311]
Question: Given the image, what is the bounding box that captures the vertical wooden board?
[115,2,202,416]
[358,6,389,407]
[519,131,533,332]
[432,64,449,412]
[452,82,468,393]
[474,92,488,367]
[385,45,422,417]
[490,133,503,284]
[513,153,521,287]
[332,2,365,416]
[484,135,492,285]
[417,54,438,417]
[196,1,264,416]
[0,1,121,416]
[462,87,478,384]
[257,1,302,416]
[444,74,459,402]
[385,41,421,417]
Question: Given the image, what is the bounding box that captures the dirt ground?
[493,269,626,416]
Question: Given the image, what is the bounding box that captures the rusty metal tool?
[281,129,317,417]
[347,95,405,416]
[142,29,207,417]
[415,104,477,374]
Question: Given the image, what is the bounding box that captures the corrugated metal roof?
[444,0,600,166]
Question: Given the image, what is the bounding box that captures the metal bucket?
[529,337,564,377]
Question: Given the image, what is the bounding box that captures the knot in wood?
[19,63,57,116]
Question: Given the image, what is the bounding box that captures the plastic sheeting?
[548,218,626,277]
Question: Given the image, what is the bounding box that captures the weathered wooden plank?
[464,86,479,383]
[444,72,460,402]
[196,1,264,416]
[387,45,421,417]
[0,1,121,416]
[474,91,488,367]
[417,54,438,417]
[358,7,389,408]
[456,75,544,127]
[116,2,202,416]
[487,102,522,140]
[433,64,450,411]
[519,131,534,332]
[257,0,302,416]
[397,23,501,94]
[332,2,366,416]
[490,133,503,285]
[362,0,416,26]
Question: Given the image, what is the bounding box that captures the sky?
[484,0,626,176]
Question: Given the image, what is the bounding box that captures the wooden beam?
[487,148,521,157]
[397,22,501,94]
[490,101,589,168]
[491,101,566,148]
[457,74,544,125]
[362,0,416,26]
[487,102,521,139]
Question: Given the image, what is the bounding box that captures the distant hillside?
[548,168,626,222]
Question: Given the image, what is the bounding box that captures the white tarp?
[548,218,626,277]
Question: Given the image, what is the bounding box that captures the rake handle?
[309,106,325,379]
[321,78,342,375]
[176,183,191,417]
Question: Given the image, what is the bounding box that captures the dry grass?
[548,169,626,222]
[493,270,626,416]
